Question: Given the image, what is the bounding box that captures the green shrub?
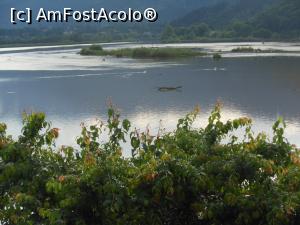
[213,53,222,60]
[0,105,299,225]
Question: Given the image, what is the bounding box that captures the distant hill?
[164,0,300,41]
[172,0,280,28]
[251,0,300,37]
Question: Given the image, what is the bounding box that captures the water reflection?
[2,106,300,157]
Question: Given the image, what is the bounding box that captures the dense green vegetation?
[1,105,300,224]
[80,45,204,58]
[161,0,300,42]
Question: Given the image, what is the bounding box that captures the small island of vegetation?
[80,45,205,59]
[231,47,263,53]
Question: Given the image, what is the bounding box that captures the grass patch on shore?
[80,45,205,59]
[231,47,263,53]
[231,47,286,53]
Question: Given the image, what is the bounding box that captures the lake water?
[1,42,300,155]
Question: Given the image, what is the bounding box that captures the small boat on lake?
[158,86,182,92]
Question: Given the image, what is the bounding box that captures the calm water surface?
[1,43,300,155]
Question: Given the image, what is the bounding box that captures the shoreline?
[1,42,300,58]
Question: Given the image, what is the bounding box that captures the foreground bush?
[0,105,300,225]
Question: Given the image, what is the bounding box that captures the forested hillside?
[162,0,300,42]
[173,0,279,28]
[252,0,300,38]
